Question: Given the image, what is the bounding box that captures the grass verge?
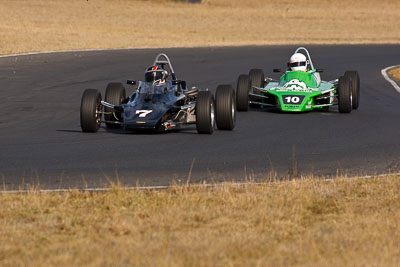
[1,0,400,55]
[1,175,400,266]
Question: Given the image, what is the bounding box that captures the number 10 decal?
[136,110,153,117]
[282,95,305,105]
[285,96,300,103]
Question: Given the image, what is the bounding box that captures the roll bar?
[153,53,177,80]
[294,47,315,71]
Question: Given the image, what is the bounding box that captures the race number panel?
[136,110,153,117]
[282,95,305,105]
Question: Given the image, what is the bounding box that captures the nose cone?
[123,103,168,130]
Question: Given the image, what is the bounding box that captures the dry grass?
[1,0,400,55]
[389,67,400,81]
[1,175,400,266]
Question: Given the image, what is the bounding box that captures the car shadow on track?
[56,129,83,133]
[57,127,199,135]
[248,106,335,114]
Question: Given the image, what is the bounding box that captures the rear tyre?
[338,76,352,113]
[104,82,126,128]
[196,91,215,134]
[236,74,251,111]
[215,85,236,130]
[344,71,360,109]
[80,89,102,132]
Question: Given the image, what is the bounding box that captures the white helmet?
[289,53,308,71]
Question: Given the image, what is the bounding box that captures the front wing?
[250,85,337,112]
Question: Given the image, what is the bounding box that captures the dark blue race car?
[80,53,236,134]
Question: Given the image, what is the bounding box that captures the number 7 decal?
[136,110,153,117]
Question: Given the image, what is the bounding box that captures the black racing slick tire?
[249,69,265,88]
[196,91,215,134]
[80,89,102,132]
[249,69,265,104]
[344,71,360,109]
[104,82,126,128]
[338,76,352,113]
[215,85,236,130]
[236,74,251,111]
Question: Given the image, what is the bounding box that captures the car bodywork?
[104,80,199,131]
[250,47,338,112]
[80,53,236,134]
[101,54,203,131]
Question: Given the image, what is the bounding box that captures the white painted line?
[1,173,399,194]
[0,182,262,194]
[0,47,163,58]
[381,65,400,93]
[0,44,243,59]
[0,185,170,194]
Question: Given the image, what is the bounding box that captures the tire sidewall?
[236,74,250,111]
[216,85,236,130]
[344,71,360,109]
[80,89,102,132]
[249,69,265,89]
[196,91,215,134]
[104,82,126,128]
[338,76,352,113]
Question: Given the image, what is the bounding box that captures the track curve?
[1,45,400,189]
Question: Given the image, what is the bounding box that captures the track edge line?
[1,172,399,193]
[381,65,400,93]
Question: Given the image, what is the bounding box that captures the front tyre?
[104,82,126,128]
[338,76,352,113]
[196,91,215,134]
[249,69,265,88]
[344,71,360,109]
[80,89,102,132]
[249,69,265,104]
[236,74,251,111]
[215,85,236,130]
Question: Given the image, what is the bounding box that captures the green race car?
[236,47,360,113]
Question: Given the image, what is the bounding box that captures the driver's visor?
[289,61,306,68]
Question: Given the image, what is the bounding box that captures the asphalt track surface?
[1,45,399,189]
